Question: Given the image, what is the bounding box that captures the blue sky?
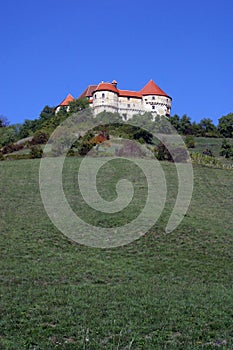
[1,0,232,125]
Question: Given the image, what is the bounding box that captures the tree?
[0,127,16,147]
[68,97,90,114]
[220,139,233,158]
[185,135,195,148]
[19,119,38,139]
[199,118,218,137]
[191,121,203,137]
[169,114,180,131]
[179,115,192,135]
[218,113,233,138]
[30,146,43,159]
[39,105,55,122]
[0,115,9,128]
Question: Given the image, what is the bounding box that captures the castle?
[55,79,172,120]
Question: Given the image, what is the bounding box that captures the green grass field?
[0,157,233,349]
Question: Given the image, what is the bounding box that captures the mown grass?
[0,157,233,349]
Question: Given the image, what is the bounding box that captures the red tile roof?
[79,85,97,98]
[78,79,171,101]
[59,94,75,106]
[141,79,169,97]
[119,90,142,98]
[95,83,119,94]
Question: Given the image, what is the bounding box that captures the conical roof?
[59,94,75,106]
[141,79,169,97]
[94,82,119,94]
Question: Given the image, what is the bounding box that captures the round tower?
[141,80,172,117]
[92,82,119,116]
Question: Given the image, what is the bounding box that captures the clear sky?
[1,0,232,125]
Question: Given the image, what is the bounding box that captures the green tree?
[218,113,233,138]
[68,98,90,114]
[220,139,233,158]
[185,135,195,148]
[0,115,9,128]
[169,114,180,131]
[191,121,203,136]
[0,127,16,147]
[179,115,192,135]
[30,146,43,159]
[39,105,55,122]
[199,118,218,137]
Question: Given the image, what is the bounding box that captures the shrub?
[1,143,24,154]
[0,152,4,161]
[203,149,213,157]
[30,146,43,159]
[185,135,195,148]
[78,141,93,156]
[190,152,222,168]
[154,142,173,161]
[67,149,76,157]
[220,139,233,158]
[30,131,49,145]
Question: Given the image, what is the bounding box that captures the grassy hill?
[0,157,233,349]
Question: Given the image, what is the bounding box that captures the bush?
[190,152,222,168]
[0,152,4,161]
[30,131,49,145]
[203,149,213,157]
[30,146,43,159]
[1,143,24,154]
[154,142,173,161]
[185,135,195,148]
[220,139,233,158]
[78,141,93,156]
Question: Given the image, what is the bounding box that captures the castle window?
[127,97,130,101]
[102,93,105,99]
[127,104,130,108]
[94,94,97,99]
[152,96,155,100]
[152,106,155,110]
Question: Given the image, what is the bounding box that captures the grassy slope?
[0,158,233,349]
[193,137,233,157]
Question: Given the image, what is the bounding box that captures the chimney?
[112,80,117,87]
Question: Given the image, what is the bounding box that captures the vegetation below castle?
[1,100,233,166]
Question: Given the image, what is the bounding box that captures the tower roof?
[140,79,169,97]
[59,94,75,106]
[95,82,119,94]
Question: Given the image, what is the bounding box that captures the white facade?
[91,80,172,120]
[56,80,172,120]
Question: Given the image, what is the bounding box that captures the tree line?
[0,98,233,149]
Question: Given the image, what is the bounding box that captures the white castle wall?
[88,86,172,120]
[118,96,143,120]
[92,90,118,115]
[142,95,171,117]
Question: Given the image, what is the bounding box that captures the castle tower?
[141,80,172,118]
[92,81,119,115]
